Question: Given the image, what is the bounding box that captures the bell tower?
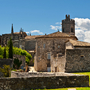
[62,15,75,35]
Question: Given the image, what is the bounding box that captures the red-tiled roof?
[66,39,90,46]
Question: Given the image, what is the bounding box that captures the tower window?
[71,28,73,32]
[47,53,51,60]
[43,44,45,48]
[63,28,64,32]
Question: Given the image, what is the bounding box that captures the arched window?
[71,28,73,32]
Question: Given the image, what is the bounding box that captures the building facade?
[34,15,90,72]
[1,15,90,73]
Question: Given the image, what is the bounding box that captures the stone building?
[1,15,90,73]
[34,15,90,72]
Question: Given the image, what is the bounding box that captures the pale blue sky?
[0,0,90,42]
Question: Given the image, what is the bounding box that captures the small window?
[58,45,60,48]
[47,53,51,59]
[71,28,73,32]
[38,57,40,60]
[63,28,64,32]
[43,44,45,48]
[20,45,22,49]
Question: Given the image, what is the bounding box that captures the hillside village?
[0,15,90,72]
[0,15,90,89]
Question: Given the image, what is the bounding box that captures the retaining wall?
[0,73,89,90]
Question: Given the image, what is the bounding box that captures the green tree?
[3,47,6,58]
[13,58,22,69]
[8,38,13,58]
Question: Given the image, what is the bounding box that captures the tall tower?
[62,15,75,35]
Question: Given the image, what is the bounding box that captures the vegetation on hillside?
[0,65,12,77]
[0,45,32,64]
[8,37,13,59]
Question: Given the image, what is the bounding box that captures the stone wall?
[51,55,66,72]
[65,49,90,72]
[25,39,36,50]
[0,58,13,77]
[0,58,13,68]
[35,37,77,72]
[35,38,69,71]
[13,54,25,69]
[0,74,89,89]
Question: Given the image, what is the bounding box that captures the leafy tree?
[8,38,13,58]
[0,65,12,77]
[13,58,22,69]
[3,47,6,58]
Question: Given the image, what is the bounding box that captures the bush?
[25,57,30,65]
[0,55,3,59]
[13,58,22,69]
[0,65,12,77]
[0,45,32,63]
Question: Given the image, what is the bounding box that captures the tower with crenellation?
[62,15,75,35]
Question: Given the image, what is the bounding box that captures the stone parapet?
[0,73,89,89]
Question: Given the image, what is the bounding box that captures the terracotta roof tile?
[25,35,43,39]
[67,39,90,46]
[35,32,77,39]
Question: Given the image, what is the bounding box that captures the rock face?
[65,49,90,72]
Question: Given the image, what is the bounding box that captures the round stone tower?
[62,15,75,35]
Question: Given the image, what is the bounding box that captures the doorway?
[55,67,57,72]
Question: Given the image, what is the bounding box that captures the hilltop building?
[1,15,90,72]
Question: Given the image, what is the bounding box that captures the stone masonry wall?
[0,58,13,68]
[35,38,69,71]
[13,54,25,68]
[25,39,36,50]
[51,55,66,72]
[35,37,76,72]
[65,49,90,72]
[0,58,13,77]
[0,74,89,89]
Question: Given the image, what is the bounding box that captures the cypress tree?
[8,37,13,59]
[3,47,6,58]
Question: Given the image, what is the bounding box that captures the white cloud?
[26,32,29,34]
[50,25,61,30]
[55,22,61,25]
[30,30,43,34]
[74,18,90,42]
[74,18,90,30]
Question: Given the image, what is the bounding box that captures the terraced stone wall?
[0,75,89,90]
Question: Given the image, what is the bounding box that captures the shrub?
[0,65,12,77]
[25,57,30,65]
[13,58,22,69]
[0,55,3,59]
